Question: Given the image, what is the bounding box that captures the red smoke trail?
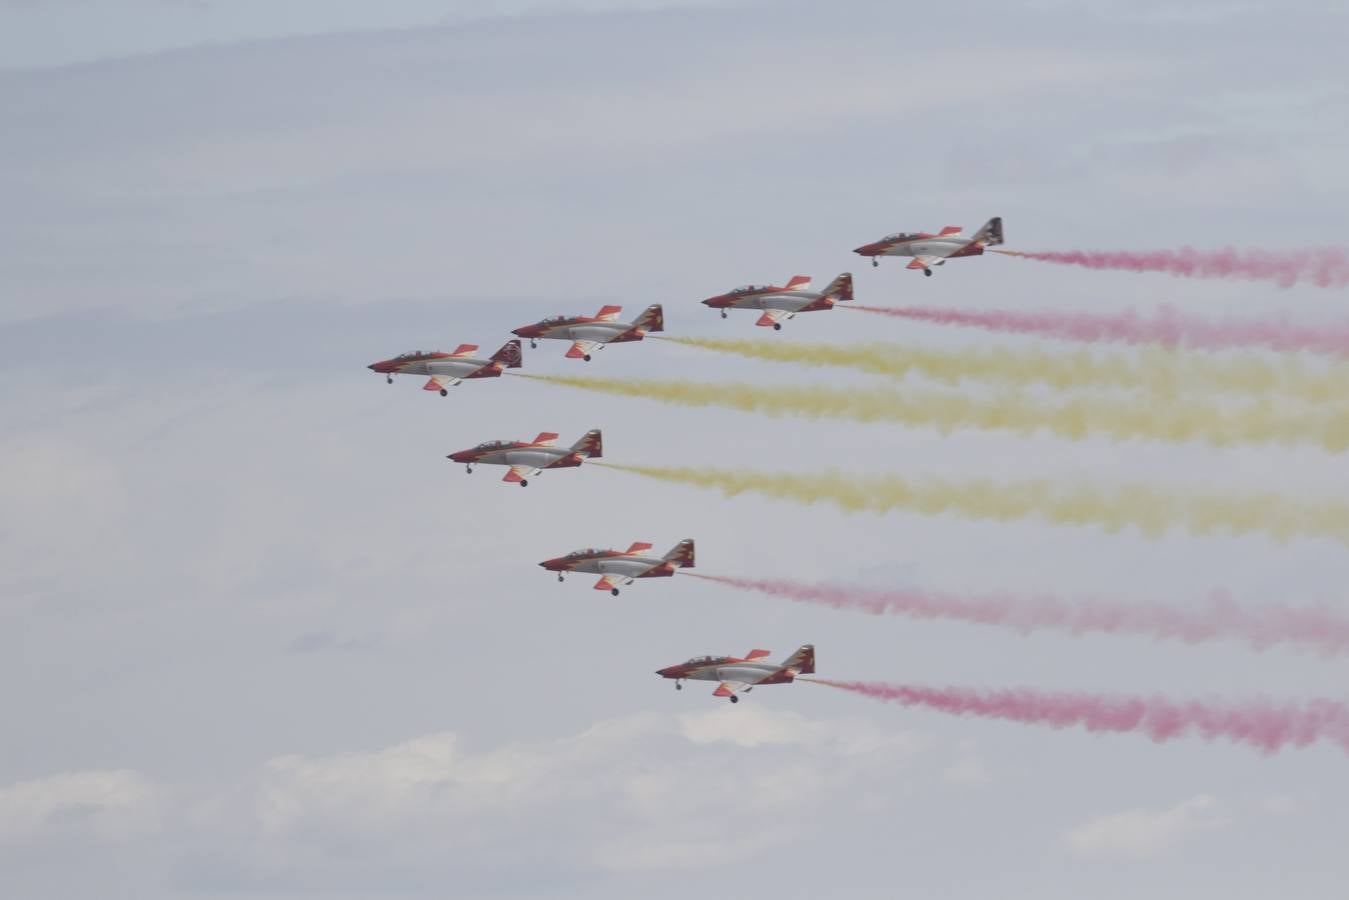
[992,247,1349,288]
[806,679,1349,755]
[849,304,1349,358]
[693,575,1349,656]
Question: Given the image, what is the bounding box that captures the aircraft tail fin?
[634,304,664,333]
[821,272,853,302]
[571,429,603,459]
[784,275,812,290]
[489,339,524,368]
[662,538,695,568]
[780,644,815,675]
[972,216,1004,246]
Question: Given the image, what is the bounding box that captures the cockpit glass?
[396,350,428,359]
[882,233,915,241]
[733,284,769,293]
[474,440,511,450]
[541,315,570,324]
[566,548,603,559]
[684,655,723,665]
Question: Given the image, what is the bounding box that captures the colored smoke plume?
[516,374,1349,452]
[803,679,1349,755]
[991,247,1349,288]
[848,304,1349,359]
[598,464,1349,546]
[662,334,1349,402]
[692,574,1349,656]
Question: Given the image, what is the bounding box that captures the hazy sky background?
[3,1,1348,897]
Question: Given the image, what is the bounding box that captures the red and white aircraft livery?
[701,273,853,330]
[511,304,664,360]
[853,216,1004,275]
[538,538,694,595]
[656,645,816,703]
[367,340,523,395]
[448,429,602,486]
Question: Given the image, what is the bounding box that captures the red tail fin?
[490,340,523,368]
[662,538,694,568]
[570,429,603,458]
[633,304,664,333]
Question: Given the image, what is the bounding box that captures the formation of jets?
[369,216,1005,701]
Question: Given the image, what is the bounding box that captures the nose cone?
[448,449,472,463]
[853,243,881,256]
[512,324,540,338]
[702,294,730,309]
[655,666,675,678]
[368,359,394,373]
[539,557,564,571]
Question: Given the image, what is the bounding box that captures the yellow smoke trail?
[591,463,1349,546]
[657,335,1349,402]
[515,374,1349,452]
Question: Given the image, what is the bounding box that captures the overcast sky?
[3,1,1348,898]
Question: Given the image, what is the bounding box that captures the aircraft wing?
[755,308,789,327]
[906,255,944,270]
[565,339,602,359]
[713,681,750,697]
[593,574,626,592]
[502,466,532,483]
[422,374,462,391]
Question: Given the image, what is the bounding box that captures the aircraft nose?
[853,245,874,256]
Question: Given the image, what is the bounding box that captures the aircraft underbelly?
[761,296,811,312]
[503,449,557,468]
[427,359,481,377]
[716,665,772,683]
[600,558,655,577]
[570,325,622,343]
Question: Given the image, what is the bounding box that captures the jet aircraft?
[700,273,853,329]
[367,341,522,395]
[448,429,602,486]
[511,305,664,360]
[538,539,694,595]
[853,216,1004,275]
[656,645,816,703]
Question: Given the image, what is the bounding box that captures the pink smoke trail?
[992,247,1349,288]
[807,679,1349,755]
[848,304,1349,358]
[695,574,1349,656]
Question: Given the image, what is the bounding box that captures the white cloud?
[249,707,920,873]
[1064,794,1230,860]
[0,769,161,843]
